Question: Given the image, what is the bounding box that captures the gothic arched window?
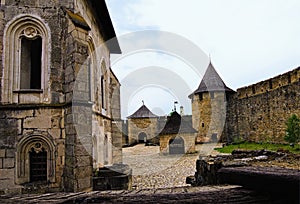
[16,134,56,184]
[2,14,51,103]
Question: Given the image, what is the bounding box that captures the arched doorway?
[138,132,147,143]
[169,137,185,154]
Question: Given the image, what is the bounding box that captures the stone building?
[0,0,124,193]
[159,111,196,154]
[126,104,158,145]
[189,62,235,143]
[191,62,300,144]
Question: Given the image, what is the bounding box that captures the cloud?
[106,0,300,115]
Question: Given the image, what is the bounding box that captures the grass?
[214,142,300,154]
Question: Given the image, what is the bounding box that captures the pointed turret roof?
[159,111,197,135]
[191,62,234,96]
[127,105,158,119]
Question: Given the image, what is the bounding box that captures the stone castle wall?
[226,67,300,143]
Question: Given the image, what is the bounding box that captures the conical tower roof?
[191,62,234,96]
[159,111,196,135]
[127,104,158,119]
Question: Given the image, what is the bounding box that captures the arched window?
[101,62,107,111]
[16,134,56,184]
[2,14,50,103]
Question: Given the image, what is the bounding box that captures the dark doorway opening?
[30,147,47,182]
[138,132,147,143]
[169,137,185,154]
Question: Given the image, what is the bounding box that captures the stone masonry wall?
[192,92,227,143]
[0,107,65,193]
[226,67,300,143]
[127,118,158,145]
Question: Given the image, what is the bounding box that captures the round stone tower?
[189,62,235,143]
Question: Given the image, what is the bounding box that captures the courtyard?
[122,143,220,189]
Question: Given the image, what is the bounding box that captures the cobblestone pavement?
[122,143,220,190]
[1,144,296,203]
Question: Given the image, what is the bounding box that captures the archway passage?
[30,147,47,182]
[138,132,147,143]
[169,137,185,154]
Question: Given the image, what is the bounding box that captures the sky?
[106,0,300,118]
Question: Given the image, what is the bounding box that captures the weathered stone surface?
[0,0,124,194]
[0,149,5,158]
[226,70,300,143]
[218,166,300,195]
[2,185,297,204]
[24,116,52,129]
[5,149,15,158]
[3,158,14,168]
[7,110,34,119]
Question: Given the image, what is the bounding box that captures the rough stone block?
[6,149,15,158]
[61,129,66,139]
[7,110,33,119]
[76,155,92,167]
[65,124,76,135]
[0,149,5,157]
[18,93,41,103]
[0,159,2,169]
[48,128,61,139]
[77,177,92,191]
[74,166,92,179]
[17,119,22,135]
[51,117,61,128]
[0,169,15,189]
[3,158,14,168]
[24,116,51,129]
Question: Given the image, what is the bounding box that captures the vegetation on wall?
[284,114,300,144]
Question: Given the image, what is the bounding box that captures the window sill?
[13,89,43,93]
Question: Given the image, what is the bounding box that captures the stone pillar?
[64,104,93,192]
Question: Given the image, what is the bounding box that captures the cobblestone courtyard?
[122,144,212,189]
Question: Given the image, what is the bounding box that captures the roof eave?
[87,0,121,54]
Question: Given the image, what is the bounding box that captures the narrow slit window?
[101,76,105,109]
[199,93,203,101]
[20,37,42,89]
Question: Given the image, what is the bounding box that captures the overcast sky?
[106,0,300,118]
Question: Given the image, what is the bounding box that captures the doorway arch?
[138,132,147,143]
[169,137,185,154]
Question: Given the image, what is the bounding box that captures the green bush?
[284,114,300,144]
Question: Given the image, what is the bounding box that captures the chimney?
[180,106,184,116]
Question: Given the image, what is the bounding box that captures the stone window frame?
[87,36,96,106]
[100,60,108,113]
[15,133,56,185]
[2,14,51,104]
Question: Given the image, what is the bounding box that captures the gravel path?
[122,144,203,190]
